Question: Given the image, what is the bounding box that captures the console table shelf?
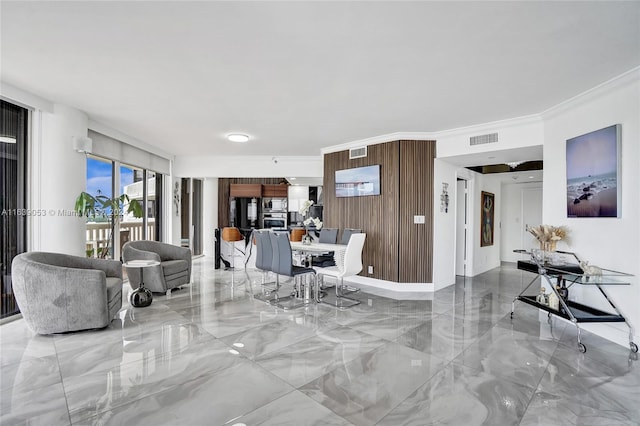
[517,295,626,323]
[511,249,636,354]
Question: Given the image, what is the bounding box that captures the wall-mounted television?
[335,164,380,198]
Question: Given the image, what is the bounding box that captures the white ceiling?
[1,1,639,161]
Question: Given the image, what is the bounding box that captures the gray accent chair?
[122,241,191,294]
[11,252,123,334]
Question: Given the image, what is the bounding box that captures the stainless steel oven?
[262,212,287,229]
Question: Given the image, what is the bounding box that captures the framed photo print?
[480,191,494,247]
[566,124,621,218]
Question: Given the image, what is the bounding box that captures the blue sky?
[86,157,134,197]
[566,125,618,180]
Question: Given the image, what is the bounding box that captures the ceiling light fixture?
[506,161,524,169]
[227,133,250,143]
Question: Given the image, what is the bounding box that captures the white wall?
[542,72,640,347]
[202,178,218,256]
[437,115,543,160]
[471,173,502,276]
[31,104,88,256]
[432,159,458,290]
[501,181,543,262]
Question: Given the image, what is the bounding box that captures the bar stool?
[290,228,306,242]
[221,227,243,270]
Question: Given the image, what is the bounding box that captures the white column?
[31,104,88,256]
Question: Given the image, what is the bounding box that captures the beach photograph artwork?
[566,124,620,218]
[335,165,381,198]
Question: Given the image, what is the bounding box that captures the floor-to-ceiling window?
[85,155,114,258]
[1,100,28,319]
[121,163,144,247]
[85,155,163,259]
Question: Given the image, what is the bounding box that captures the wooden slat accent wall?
[218,178,283,227]
[324,142,400,282]
[398,140,435,282]
[323,140,435,283]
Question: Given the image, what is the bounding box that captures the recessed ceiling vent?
[470,133,498,146]
[349,146,367,159]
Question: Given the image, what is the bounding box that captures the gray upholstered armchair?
[122,241,191,294]
[11,252,123,334]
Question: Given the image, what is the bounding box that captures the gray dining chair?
[312,228,339,267]
[254,230,277,301]
[318,228,338,244]
[340,228,362,245]
[270,232,316,310]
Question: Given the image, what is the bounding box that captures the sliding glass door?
[85,155,114,258]
[1,100,28,319]
[85,156,163,259]
[180,178,202,255]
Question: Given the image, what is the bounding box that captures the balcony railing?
[86,220,155,258]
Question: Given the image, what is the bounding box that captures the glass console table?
[512,249,637,354]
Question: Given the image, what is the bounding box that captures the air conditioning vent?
[349,146,367,159]
[470,133,498,146]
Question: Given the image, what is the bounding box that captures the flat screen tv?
[335,164,380,198]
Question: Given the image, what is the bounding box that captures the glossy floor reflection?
[1,259,638,425]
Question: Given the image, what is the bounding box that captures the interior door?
[522,187,543,254]
[455,179,467,276]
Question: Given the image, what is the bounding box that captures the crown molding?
[321,67,639,154]
[433,114,542,139]
[321,132,437,155]
[320,116,542,155]
[541,66,640,120]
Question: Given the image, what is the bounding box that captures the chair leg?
[224,241,233,270]
[271,275,308,310]
[314,274,329,301]
[260,274,294,307]
[253,271,277,301]
[334,278,361,309]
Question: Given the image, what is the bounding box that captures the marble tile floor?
[1,259,638,426]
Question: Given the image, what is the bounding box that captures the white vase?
[302,232,313,245]
[548,292,559,311]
